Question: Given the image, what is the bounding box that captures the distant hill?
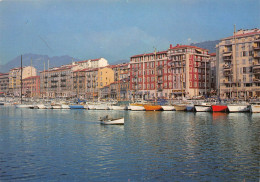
[0,54,80,73]
[190,40,220,53]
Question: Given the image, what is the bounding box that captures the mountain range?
[0,40,219,73]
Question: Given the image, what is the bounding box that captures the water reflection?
[0,106,259,181]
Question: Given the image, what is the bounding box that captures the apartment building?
[0,73,9,95]
[85,67,114,100]
[72,58,109,69]
[129,44,210,100]
[130,50,169,100]
[9,66,37,96]
[72,68,87,99]
[22,76,40,98]
[216,28,260,99]
[40,65,78,98]
[168,44,210,98]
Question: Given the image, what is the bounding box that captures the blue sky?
[0,0,259,64]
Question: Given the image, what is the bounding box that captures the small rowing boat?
[99,115,124,125]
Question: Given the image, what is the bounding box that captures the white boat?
[128,104,145,111]
[195,103,211,112]
[250,102,260,113]
[52,104,62,109]
[87,103,96,110]
[110,105,127,110]
[227,104,250,112]
[61,104,70,109]
[161,105,175,111]
[36,104,47,109]
[15,104,33,108]
[95,103,110,110]
[99,116,124,125]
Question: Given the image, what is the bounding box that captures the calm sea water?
[0,106,259,181]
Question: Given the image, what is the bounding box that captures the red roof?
[210,53,216,56]
[131,51,167,58]
[169,44,208,51]
[223,30,260,40]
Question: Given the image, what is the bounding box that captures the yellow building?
[97,67,114,89]
[9,66,37,96]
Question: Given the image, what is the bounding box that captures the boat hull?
[129,105,145,111]
[161,105,175,111]
[250,105,260,113]
[111,105,126,110]
[69,105,85,109]
[211,105,228,112]
[227,105,249,112]
[143,105,163,111]
[100,118,124,125]
[174,105,186,111]
[195,105,211,112]
[186,105,194,112]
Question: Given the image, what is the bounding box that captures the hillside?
[190,40,220,53]
[0,54,80,73]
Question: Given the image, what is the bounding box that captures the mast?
[142,54,145,102]
[43,62,45,99]
[154,49,157,103]
[181,55,184,99]
[20,55,23,104]
[118,66,121,101]
[234,24,238,99]
[47,59,49,100]
[30,58,33,98]
[205,57,207,96]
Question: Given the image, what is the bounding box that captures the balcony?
[157,72,163,77]
[223,64,232,69]
[254,53,260,58]
[158,65,163,69]
[253,78,260,82]
[158,80,163,84]
[224,71,232,77]
[252,69,260,75]
[253,45,260,50]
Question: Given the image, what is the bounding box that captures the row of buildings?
[0,28,259,100]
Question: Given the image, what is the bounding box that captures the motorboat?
[227,104,250,112]
[186,104,195,112]
[61,104,70,109]
[161,105,175,111]
[99,115,124,125]
[195,103,211,112]
[128,103,145,111]
[173,104,187,111]
[15,104,33,108]
[250,102,260,113]
[143,104,163,111]
[69,105,85,109]
[211,104,228,112]
[110,105,127,110]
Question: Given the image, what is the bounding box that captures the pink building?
[22,76,40,98]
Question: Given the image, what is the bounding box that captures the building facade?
[22,76,40,98]
[209,53,217,95]
[216,28,260,99]
[9,66,37,96]
[40,65,77,98]
[129,44,210,100]
[0,73,9,96]
[72,58,109,69]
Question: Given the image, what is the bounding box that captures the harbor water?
[0,106,259,181]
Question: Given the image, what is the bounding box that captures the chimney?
[177,44,179,47]
[170,44,173,49]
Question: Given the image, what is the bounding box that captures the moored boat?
[15,104,33,108]
[128,103,145,111]
[211,104,228,112]
[69,105,85,109]
[111,105,127,110]
[250,102,260,113]
[173,104,187,111]
[161,105,175,111]
[195,103,211,112]
[227,104,250,112]
[143,104,163,111]
[186,104,195,112]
